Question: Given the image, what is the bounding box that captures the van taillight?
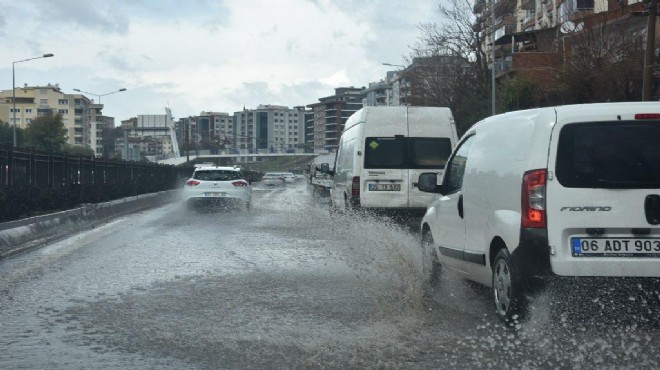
[521,169,546,228]
[351,176,360,197]
[635,113,660,120]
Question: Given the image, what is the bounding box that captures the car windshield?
[1,1,656,369]
[193,170,242,181]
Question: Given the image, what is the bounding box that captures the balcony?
[493,0,515,17]
[473,0,485,14]
[494,24,516,41]
[495,13,516,29]
[576,0,594,10]
[520,0,534,10]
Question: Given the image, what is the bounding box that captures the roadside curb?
[0,190,179,259]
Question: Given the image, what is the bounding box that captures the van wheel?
[492,249,526,324]
[421,230,441,298]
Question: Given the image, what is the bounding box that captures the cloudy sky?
[1,0,439,122]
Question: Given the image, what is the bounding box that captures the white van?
[418,102,660,322]
[325,106,458,216]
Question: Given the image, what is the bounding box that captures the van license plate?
[368,183,401,191]
[571,238,660,257]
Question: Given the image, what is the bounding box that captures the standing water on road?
[0,182,658,369]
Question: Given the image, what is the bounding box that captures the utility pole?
[491,0,496,115]
[185,117,190,162]
[643,0,658,101]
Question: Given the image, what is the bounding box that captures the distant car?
[261,172,286,187]
[182,166,252,210]
[282,172,296,183]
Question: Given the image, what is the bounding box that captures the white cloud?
[0,0,438,120]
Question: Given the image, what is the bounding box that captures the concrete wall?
[0,190,178,259]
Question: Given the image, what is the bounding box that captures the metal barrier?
[0,146,187,223]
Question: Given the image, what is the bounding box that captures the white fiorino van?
[418,102,660,322]
[325,106,458,216]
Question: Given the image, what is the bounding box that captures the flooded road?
[1,183,658,369]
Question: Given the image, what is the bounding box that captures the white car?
[183,166,252,210]
[282,172,296,183]
[261,172,287,187]
[418,102,660,323]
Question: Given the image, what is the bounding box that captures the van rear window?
[364,137,452,169]
[556,122,660,188]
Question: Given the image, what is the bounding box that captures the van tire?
[492,249,527,324]
[421,230,441,298]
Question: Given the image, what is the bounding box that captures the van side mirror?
[418,173,441,194]
[319,163,334,175]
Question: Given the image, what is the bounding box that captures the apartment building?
[363,80,390,106]
[306,87,364,152]
[230,105,305,154]
[0,84,105,155]
[303,109,315,153]
[120,108,179,159]
[477,0,650,91]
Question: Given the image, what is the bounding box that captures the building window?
[58,99,69,105]
[26,108,32,114]
[40,89,48,95]
[10,108,20,113]
[59,109,69,114]
[40,99,48,105]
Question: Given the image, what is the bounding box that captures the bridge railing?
[0,146,183,223]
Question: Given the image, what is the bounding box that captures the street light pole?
[643,0,658,101]
[72,88,127,104]
[72,88,126,151]
[12,53,54,147]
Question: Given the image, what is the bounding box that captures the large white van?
[418,102,660,322]
[325,106,458,216]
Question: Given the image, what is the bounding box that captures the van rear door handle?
[457,194,464,219]
[645,194,660,225]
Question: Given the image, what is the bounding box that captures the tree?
[0,121,25,147]
[498,76,543,112]
[24,113,67,151]
[409,0,491,135]
[556,15,646,103]
[65,145,95,157]
[0,121,13,145]
[101,127,124,158]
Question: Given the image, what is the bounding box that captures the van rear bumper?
[513,229,660,278]
[360,207,428,218]
[550,258,660,277]
[511,228,553,277]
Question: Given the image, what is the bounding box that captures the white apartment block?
[231,104,305,154]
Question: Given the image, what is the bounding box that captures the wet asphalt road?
[0,182,659,369]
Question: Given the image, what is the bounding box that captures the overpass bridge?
[157,152,317,166]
